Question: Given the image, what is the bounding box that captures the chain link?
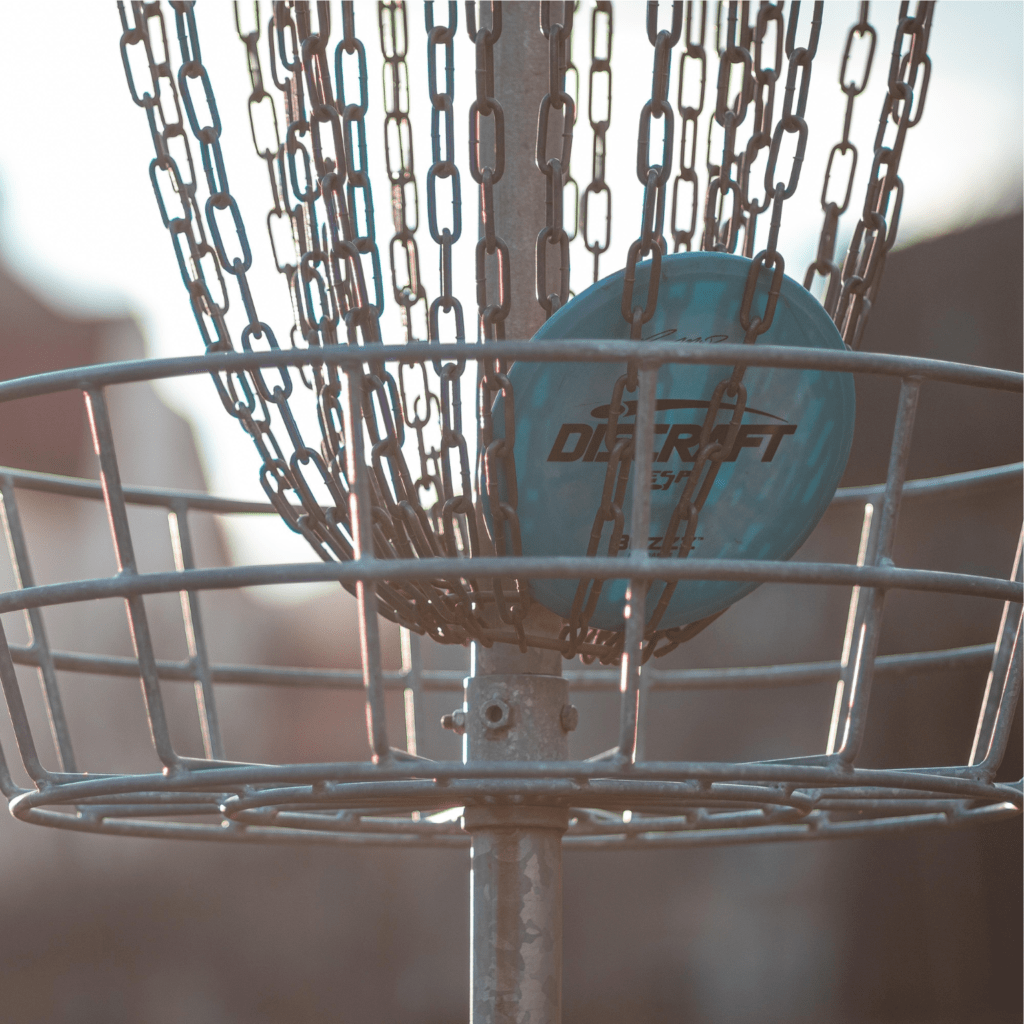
[834,1,933,349]
[669,1,706,252]
[581,1,613,282]
[536,2,577,318]
[804,2,876,315]
[466,2,533,647]
[379,2,444,511]
[702,0,753,254]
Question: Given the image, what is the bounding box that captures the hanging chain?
[122,2,930,665]
[702,0,752,253]
[581,1,613,282]
[835,1,933,349]
[380,1,428,343]
[536,1,576,318]
[562,1,683,660]
[562,12,581,259]
[564,1,820,662]
[122,0,498,647]
[804,2,876,316]
[423,0,470,529]
[639,2,818,660]
[466,3,533,648]
[670,1,706,252]
[379,3,444,517]
[735,2,781,258]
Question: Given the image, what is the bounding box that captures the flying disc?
[489,250,855,632]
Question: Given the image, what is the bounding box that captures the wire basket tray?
[0,340,1020,849]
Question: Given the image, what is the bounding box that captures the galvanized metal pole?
[466,6,568,1022]
[491,1,548,349]
[464,644,569,1024]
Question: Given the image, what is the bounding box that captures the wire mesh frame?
[0,340,1020,849]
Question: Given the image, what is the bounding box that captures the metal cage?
[1,341,1020,847]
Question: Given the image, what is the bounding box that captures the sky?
[0,1,1019,592]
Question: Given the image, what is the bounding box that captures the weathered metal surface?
[468,818,565,1023]
[464,673,569,1024]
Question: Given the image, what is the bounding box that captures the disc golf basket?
[0,2,1020,1020]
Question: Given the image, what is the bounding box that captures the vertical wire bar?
[617,364,658,761]
[0,617,50,784]
[401,627,425,757]
[836,376,921,766]
[168,501,225,761]
[826,501,875,755]
[974,615,1022,777]
[633,672,654,763]
[342,367,391,762]
[0,726,25,797]
[0,475,78,772]
[84,388,178,769]
[970,530,1023,769]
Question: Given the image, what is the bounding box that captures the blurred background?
[0,3,1020,1022]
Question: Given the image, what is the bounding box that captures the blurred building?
[0,214,1019,1023]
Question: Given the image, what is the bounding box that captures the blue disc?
[490,251,855,632]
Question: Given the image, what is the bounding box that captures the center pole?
[467,6,567,1022]
[464,644,569,1024]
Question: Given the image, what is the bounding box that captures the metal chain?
[536,1,576,318]
[379,1,429,342]
[702,0,753,253]
[466,3,533,648]
[804,2,876,316]
[121,2,929,666]
[379,2,444,517]
[581,1,613,282]
[734,2,782,258]
[644,2,818,660]
[835,1,933,349]
[669,1,706,252]
[563,10,581,259]
[122,1,491,647]
[565,2,819,661]
[563,0,683,659]
[419,1,489,642]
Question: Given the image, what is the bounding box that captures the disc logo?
[546,398,797,480]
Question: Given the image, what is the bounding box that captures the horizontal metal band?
[11,800,1018,849]
[0,556,1017,617]
[4,640,997,692]
[0,341,1019,405]
[3,461,1021,515]
[9,758,1019,809]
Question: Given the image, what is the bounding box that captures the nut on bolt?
[441,709,467,735]
[480,697,511,733]
[560,703,579,732]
